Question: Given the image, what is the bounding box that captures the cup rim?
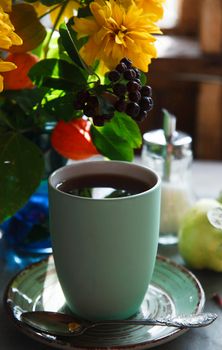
[48,160,161,201]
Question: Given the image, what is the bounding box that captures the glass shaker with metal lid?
[141,112,193,245]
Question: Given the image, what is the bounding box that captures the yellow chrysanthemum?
[0,3,23,92]
[119,0,165,21]
[0,6,23,50]
[33,0,79,28]
[73,0,161,72]
[0,58,16,92]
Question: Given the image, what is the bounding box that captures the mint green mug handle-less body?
[48,161,161,321]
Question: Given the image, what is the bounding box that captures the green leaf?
[59,23,87,71]
[140,72,147,85]
[110,112,142,148]
[29,58,87,89]
[0,88,51,131]
[7,88,49,115]
[58,37,73,63]
[43,93,81,121]
[90,123,134,161]
[29,58,58,86]
[0,132,44,222]
[42,77,79,90]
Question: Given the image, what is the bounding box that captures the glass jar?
[141,129,194,245]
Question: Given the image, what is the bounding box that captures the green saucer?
[4,255,205,349]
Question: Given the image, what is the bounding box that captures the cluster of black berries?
[107,58,153,122]
[74,89,115,126]
[74,57,153,125]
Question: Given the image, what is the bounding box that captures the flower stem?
[43,0,69,59]
[37,2,67,21]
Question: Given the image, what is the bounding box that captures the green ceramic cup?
[48,160,161,320]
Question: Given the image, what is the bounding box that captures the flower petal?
[0,59,17,72]
[73,0,163,71]
[0,75,4,92]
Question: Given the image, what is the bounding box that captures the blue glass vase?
[1,181,50,252]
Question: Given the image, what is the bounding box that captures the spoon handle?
[95,313,217,328]
[21,311,217,337]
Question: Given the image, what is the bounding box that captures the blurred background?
[142,0,222,160]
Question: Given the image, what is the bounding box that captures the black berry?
[140,96,153,111]
[124,69,137,80]
[93,116,105,126]
[113,83,127,97]
[134,68,141,79]
[120,57,132,68]
[75,90,90,109]
[108,70,121,82]
[136,110,148,122]
[127,80,141,92]
[115,62,127,73]
[126,102,140,117]
[84,105,96,118]
[141,85,152,97]
[128,90,141,102]
[115,98,127,112]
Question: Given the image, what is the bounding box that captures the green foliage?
[59,23,88,71]
[0,88,50,130]
[29,58,87,90]
[43,92,82,121]
[0,132,44,222]
[111,112,142,149]
[90,113,142,161]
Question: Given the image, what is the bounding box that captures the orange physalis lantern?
[3,52,38,90]
[51,119,99,160]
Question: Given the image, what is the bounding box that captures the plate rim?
[3,255,205,350]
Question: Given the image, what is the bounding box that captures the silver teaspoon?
[21,311,217,337]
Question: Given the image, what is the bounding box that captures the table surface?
[0,160,221,350]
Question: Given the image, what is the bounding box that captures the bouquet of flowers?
[0,0,164,222]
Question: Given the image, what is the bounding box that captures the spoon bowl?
[21,311,217,337]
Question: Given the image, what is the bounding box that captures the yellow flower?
[0,3,23,92]
[33,0,79,28]
[0,58,16,92]
[0,6,23,50]
[73,0,161,72]
[120,0,165,21]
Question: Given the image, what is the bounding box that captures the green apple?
[178,199,222,271]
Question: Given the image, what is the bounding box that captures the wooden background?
[141,0,222,160]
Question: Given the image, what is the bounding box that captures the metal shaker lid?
[143,129,192,158]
